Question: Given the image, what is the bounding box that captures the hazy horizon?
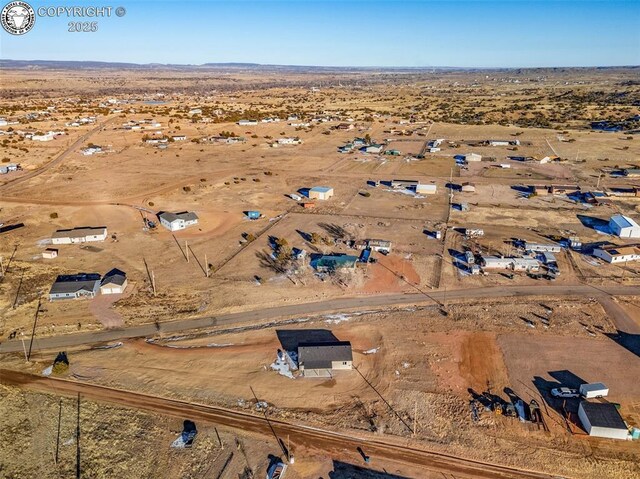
[2,58,638,70]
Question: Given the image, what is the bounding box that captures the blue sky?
[1,0,639,67]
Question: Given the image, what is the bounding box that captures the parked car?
[551,387,579,398]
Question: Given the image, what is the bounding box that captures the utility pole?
[413,400,418,437]
[76,393,81,479]
[55,399,62,464]
[27,297,41,361]
[185,241,189,263]
[214,427,223,449]
[205,254,209,278]
[151,270,156,296]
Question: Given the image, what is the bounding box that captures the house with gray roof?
[297,341,353,378]
[100,268,128,294]
[158,211,199,231]
[49,273,101,301]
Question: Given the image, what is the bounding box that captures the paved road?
[0,369,559,479]
[0,116,118,191]
[1,284,638,354]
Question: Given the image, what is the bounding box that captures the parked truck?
[580,382,608,399]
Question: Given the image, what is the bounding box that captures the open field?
[1,65,640,478]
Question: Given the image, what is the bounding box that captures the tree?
[275,237,288,249]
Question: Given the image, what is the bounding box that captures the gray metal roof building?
[298,341,353,377]
[578,401,628,440]
[49,273,101,300]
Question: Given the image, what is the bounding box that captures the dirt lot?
[2,296,639,478]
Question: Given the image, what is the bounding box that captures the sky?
[0,0,639,67]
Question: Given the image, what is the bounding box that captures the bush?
[359,191,371,197]
[50,212,58,219]
[183,186,191,192]
[148,201,154,207]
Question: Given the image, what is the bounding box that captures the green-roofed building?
[311,254,358,272]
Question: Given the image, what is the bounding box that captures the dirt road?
[1,284,637,354]
[593,294,640,334]
[0,116,118,191]
[0,369,559,479]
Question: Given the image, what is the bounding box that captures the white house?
[416,183,437,195]
[465,153,482,162]
[609,215,640,239]
[0,163,19,174]
[51,227,108,245]
[172,135,187,141]
[100,269,128,295]
[238,119,258,126]
[578,401,628,440]
[525,242,562,253]
[277,137,302,145]
[363,144,383,154]
[461,182,476,193]
[481,256,540,272]
[158,211,199,231]
[308,186,334,200]
[42,248,58,259]
[367,239,392,253]
[593,244,640,264]
[81,146,102,156]
[31,131,63,141]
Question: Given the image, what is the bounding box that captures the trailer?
[580,383,608,399]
